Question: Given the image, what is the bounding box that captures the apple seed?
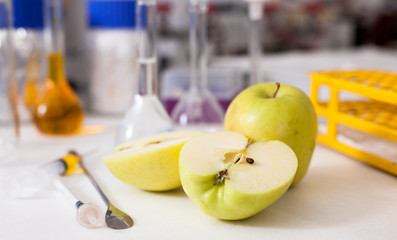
[146,140,163,146]
[118,140,165,151]
[246,157,254,164]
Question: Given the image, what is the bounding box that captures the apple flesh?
[225,83,317,186]
[179,131,297,220]
[102,131,201,191]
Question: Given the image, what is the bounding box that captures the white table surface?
[0,116,396,240]
[1,48,397,239]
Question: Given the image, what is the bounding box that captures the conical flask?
[115,0,173,145]
[33,0,84,134]
[171,0,224,126]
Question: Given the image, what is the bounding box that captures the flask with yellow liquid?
[33,0,84,134]
[22,53,42,114]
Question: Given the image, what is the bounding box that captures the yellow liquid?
[23,79,39,113]
[33,53,84,135]
[22,54,42,113]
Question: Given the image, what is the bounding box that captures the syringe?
[3,150,82,198]
[3,150,102,228]
[52,176,101,228]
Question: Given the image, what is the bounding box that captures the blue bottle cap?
[13,0,44,29]
[0,3,6,29]
[88,0,137,29]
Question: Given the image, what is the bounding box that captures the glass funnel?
[115,0,174,145]
[33,0,84,135]
[171,0,224,126]
[246,0,264,85]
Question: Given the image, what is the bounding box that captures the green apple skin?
[224,83,317,186]
[103,144,183,191]
[179,168,294,220]
[103,131,201,191]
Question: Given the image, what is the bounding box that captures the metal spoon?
[80,160,134,229]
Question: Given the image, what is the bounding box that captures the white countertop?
[1,48,397,239]
[0,115,396,240]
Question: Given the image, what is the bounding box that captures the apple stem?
[272,82,281,98]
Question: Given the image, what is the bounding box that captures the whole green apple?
[224,83,317,186]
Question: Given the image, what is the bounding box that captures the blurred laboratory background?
[9,0,397,118]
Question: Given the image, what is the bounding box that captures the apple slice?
[179,131,297,220]
[102,131,201,191]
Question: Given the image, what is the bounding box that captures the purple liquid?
[162,98,232,116]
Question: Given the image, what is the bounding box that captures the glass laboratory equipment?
[3,151,78,199]
[33,0,84,135]
[245,0,264,85]
[0,0,19,160]
[3,150,81,198]
[13,0,44,117]
[88,0,138,115]
[171,0,224,126]
[115,0,174,145]
[3,149,101,227]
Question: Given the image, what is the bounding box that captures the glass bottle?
[0,0,19,159]
[115,0,174,145]
[88,0,138,115]
[171,0,224,127]
[12,0,44,117]
[33,0,84,135]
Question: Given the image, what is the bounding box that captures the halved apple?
[179,131,297,220]
[102,131,201,191]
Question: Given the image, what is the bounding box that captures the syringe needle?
[52,176,101,228]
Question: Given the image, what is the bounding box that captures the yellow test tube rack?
[310,70,397,176]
